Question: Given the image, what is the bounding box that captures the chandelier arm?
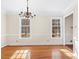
[27,0,29,15]
[19,0,36,18]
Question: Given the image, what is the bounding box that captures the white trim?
[62,16,65,46]
[1,44,7,48]
[19,17,31,40]
[19,16,21,39]
[64,11,74,18]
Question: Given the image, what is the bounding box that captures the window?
[20,17,30,38]
[52,19,61,38]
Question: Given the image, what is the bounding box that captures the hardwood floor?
[1,45,73,59]
[66,44,73,50]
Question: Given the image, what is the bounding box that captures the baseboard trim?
[7,45,65,47]
[1,45,8,48]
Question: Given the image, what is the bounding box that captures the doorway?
[65,13,73,50]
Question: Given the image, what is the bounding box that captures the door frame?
[63,10,74,45]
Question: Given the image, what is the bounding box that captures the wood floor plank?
[1,45,74,59]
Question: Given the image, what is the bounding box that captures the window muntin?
[52,19,61,38]
[21,18,30,38]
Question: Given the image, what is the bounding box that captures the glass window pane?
[52,19,60,38]
[21,26,30,33]
[21,19,30,25]
[21,18,30,38]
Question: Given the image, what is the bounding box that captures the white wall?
[6,12,63,45]
[73,3,78,59]
[1,0,7,47]
[64,1,78,58]
[1,11,6,47]
[5,0,76,46]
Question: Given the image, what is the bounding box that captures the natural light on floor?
[10,50,30,59]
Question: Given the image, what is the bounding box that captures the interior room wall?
[3,0,77,46]
[6,12,63,45]
[1,11,7,47]
[64,1,78,58]
[1,0,7,47]
[73,3,78,58]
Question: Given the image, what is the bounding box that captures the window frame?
[51,17,62,39]
[19,17,31,39]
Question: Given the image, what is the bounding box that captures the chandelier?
[19,0,36,18]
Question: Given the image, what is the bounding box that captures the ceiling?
[2,0,76,16]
